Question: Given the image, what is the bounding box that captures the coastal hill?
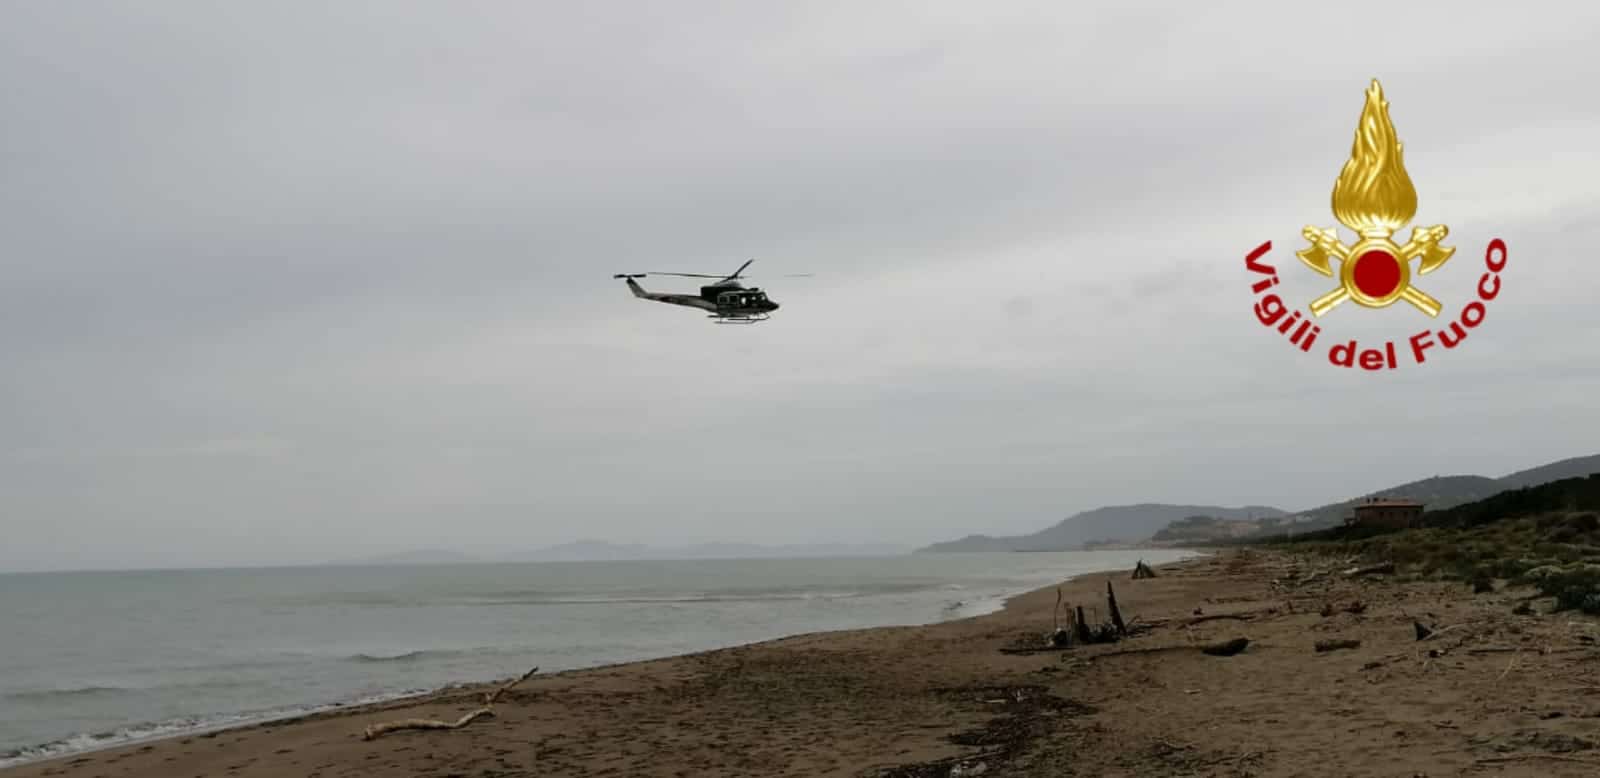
[1239,452,1600,539]
[916,504,1287,553]
[1495,453,1600,490]
[1272,474,1499,531]
[920,452,1600,552]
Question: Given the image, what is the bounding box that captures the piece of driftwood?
[1343,561,1395,578]
[1414,621,1434,641]
[363,708,494,741]
[483,666,540,705]
[1201,637,1251,656]
[1074,605,1093,645]
[1132,560,1158,579]
[1185,610,1269,626]
[1314,639,1361,653]
[1000,644,1066,656]
[1469,646,1590,656]
[361,666,539,741]
[1091,645,1195,661]
[1419,624,1467,642]
[1475,754,1600,767]
[1107,581,1128,637]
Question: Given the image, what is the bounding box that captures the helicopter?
[613,259,809,323]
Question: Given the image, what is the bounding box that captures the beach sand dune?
[7,551,1598,777]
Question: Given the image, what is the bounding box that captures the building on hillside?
[1346,497,1424,529]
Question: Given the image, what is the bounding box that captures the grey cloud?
[3,3,1600,571]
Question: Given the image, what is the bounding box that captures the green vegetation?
[1288,511,1600,614]
[1267,475,1600,615]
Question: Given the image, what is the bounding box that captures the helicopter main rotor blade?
[646,272,727,278]
[725,258,755,280]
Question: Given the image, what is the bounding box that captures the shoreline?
[12,548,1593,776]
[1,550,1201,771]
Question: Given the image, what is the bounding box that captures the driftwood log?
[362,708,494,741]
[1343,561,1395,578]
[484,666,541,705]
[1094,637,1249,660]
[1011,580,1139,655]
[1184,609,1272,626]
[1201,637,1251,656]
[362,666,539,741]
[1107,581,1128,637]
[1314,639,1361,653]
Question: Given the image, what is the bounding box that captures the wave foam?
[5,686,133,703]
[0,689,426,769]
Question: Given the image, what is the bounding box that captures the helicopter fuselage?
[698,282,778,314]
[622,277,779,320]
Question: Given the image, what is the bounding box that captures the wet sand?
[7,549,1600,777]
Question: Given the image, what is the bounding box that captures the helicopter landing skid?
[711,313,769,324]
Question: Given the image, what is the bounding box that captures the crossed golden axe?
[1295,79,1455,318]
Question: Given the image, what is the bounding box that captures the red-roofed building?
[1346,497,1424,529]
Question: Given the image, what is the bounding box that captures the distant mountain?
[1267,473,1600,547]
[1208,453,1600,542]
[507,540,909,562]
[917,504,1288,553]
[1150,515,1292,544]
[918,453,1600,553]
[1496,454,1600,491]
[1427,473,1600,529]
[1249,454,1600,537]
[330,549,485,566]
[506,540,655,562]
[1284,475,1501,530]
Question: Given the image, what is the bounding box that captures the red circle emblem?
[1351,249,1402,299]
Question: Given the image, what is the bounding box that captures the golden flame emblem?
[1296,79,1454,317]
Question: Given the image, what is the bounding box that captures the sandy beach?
[7,549,1599,778]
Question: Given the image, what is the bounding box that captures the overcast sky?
[3,2,1599,571]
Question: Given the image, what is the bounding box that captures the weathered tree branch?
[1343,561,1395,578]
[360,666,539,741]
[362,708,495,741]
[1106,581,1127,637]
[483,666,540,705]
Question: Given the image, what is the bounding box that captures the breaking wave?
[5,686,133,703]
[0,689,426,769]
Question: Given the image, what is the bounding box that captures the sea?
[0,548,1199,767]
